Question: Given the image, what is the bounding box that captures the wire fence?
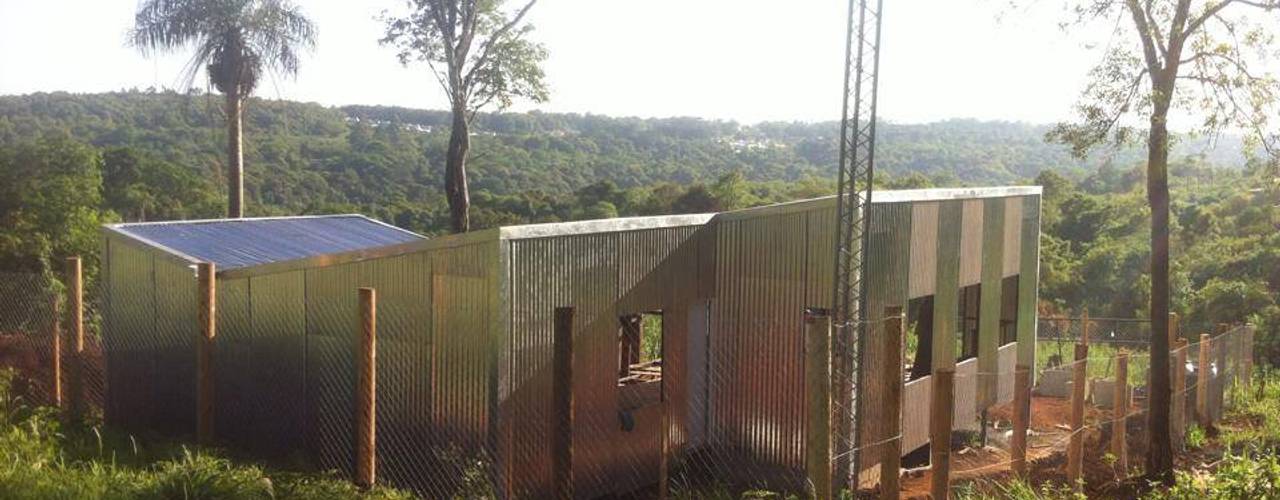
[0,269,1262,498]
[0,271,105,416]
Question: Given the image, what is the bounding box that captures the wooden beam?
[51,295,62,409]
[552,307,575,499]
[1011,364,1030,477]
[1172,339,1188,451]
[355,287,377,488]
[930,368,955,500]
[881,306,904,499]
[66,257,84,421]
[804,309,832,500]
[1198,333,1211,429]
[196,262,216,444]
[1111,351,1128,475]
[1067,342,1088,491]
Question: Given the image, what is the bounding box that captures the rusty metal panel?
[909,202,939,299]
[978,198,1006,412]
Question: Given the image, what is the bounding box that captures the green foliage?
[130,0,317,95]
[1155,452,1280,500]
[0,370,411,500]
[1186,424,1207,450]
[1036,159,1279,355]
[953,478,1084,500]
[0,137,112,275]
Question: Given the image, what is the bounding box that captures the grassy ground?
[0,370,413,500]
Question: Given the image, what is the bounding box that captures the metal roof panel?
[107,215,425,271]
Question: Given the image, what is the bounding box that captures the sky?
[0,0,1107,124]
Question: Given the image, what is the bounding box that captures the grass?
[0,369,413,500]
[1036,340,1152,387]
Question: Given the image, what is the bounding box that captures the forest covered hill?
[1,90,1246,200]
[0,89,1276,362]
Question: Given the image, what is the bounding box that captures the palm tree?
[130,0,316,218]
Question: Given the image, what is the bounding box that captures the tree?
[1041,0,1280,483]
[381,0,549,233]
[130,0,317,218]
[0,138,109,274]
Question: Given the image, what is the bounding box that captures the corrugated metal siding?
[1003,197,1023,277]
[505,224,702,499]
[909,202,939,299]
[711,209,813,488]
[859,202,912,477]
[102,235,198,435]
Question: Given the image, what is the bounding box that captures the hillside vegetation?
[0,90,1275,362]
[0,91,1246,230]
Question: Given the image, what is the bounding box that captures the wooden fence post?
[930,368,955,500]
[1197,333,1211,429]
[804,309,832,500]
[881,306,904,499]
[1242,324,1254,391]
[1012,365,1030,477]
[65,257,84,421]
[552,307,575,499]
[51,295,63,408]
[355,287,377,488]
[196,262,216,444]
[1216,325,1230,412]
[1066,342,1088,492]
[1172,339,1188,451]
[658,309,670,500]
[1111,352,1128,475]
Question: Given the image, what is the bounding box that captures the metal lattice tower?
[832,0,883,488]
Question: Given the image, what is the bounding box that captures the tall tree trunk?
[1145,96,1174,485]
[445,104,471,233]
[225,91,244,218]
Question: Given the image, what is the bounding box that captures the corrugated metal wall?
[102,234,198,435]
[503,224,703,498]
[208,237,497,497]
[701,200,835,490]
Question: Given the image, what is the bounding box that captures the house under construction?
[100,186,1041,498]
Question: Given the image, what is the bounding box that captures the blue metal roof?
[110,215,425,271]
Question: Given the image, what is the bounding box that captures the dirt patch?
[896,396,1146,499]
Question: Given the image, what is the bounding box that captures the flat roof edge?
[870,186,1042,203]
[498,214,715,240]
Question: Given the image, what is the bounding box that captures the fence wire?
[2,266,1261,499]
